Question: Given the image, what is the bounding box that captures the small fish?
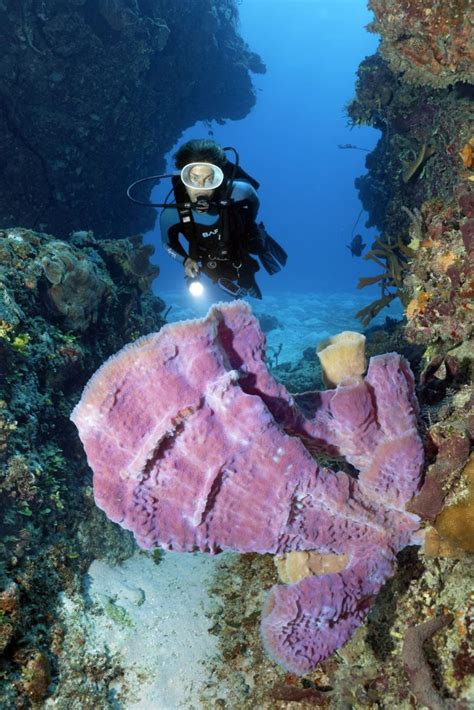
[337,143,370,152]
[347,234,366,257]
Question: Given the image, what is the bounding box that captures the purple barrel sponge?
[71,301,424,674]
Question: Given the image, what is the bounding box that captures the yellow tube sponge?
[317,331,366,388]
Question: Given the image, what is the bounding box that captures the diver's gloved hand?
[184,258,200,279]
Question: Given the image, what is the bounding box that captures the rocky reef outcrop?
[349,55,472,243]
[0,0,264,238]
[349,2,472,332]
[368,0,474,88]
[342,5,474,707]
[347,41,473,331]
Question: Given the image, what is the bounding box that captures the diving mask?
[180,162,224,191]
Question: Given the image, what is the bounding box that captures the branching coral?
[356,235,414,326]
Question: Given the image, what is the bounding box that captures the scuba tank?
[126,147,286,299]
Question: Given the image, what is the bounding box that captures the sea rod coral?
[71,301,424,674]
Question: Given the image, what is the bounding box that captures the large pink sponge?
[71,300,423,674]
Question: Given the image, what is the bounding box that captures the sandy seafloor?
[55,289,404,709]
[163,288,403,363]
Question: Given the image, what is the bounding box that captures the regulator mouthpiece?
[194,196,211,213]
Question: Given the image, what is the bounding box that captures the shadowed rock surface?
[0,0,264,238]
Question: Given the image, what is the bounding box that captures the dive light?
[187,278,205,297]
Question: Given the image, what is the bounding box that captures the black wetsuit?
[160,179,286,298]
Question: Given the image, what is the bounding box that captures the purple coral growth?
[71,301,423,674]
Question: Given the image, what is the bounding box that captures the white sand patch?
[60,550,232,709]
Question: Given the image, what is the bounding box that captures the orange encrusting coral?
[434,251,457,272]
[406,292,430,319]
[459,138,474,169]
[423,526,470,558]
[434,454,474,553]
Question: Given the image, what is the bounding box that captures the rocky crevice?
[0,0,264,238]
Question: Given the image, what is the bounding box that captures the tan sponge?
[317,331,366,387]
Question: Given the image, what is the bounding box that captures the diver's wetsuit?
[160,180,264,297]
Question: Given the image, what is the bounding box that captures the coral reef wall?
[348,0,473,334]
[349,55,472,243]
[0,226,167,706]
[342,10,474,706]
[0,0,264,238]
[368,0,474,88]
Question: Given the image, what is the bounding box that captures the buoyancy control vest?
[171,161,260,265]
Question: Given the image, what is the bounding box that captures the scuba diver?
[127,139,287,299]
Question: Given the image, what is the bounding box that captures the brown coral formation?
[434,454,474,552]
[18,651,51,703]
[408,388,473,521]
[409,422,469,515]
[368,0,474,88]
[40,240,111,332]
[404,188,474,348]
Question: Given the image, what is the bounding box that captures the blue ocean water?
[146,0,388,323]
[163,289,402,365]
